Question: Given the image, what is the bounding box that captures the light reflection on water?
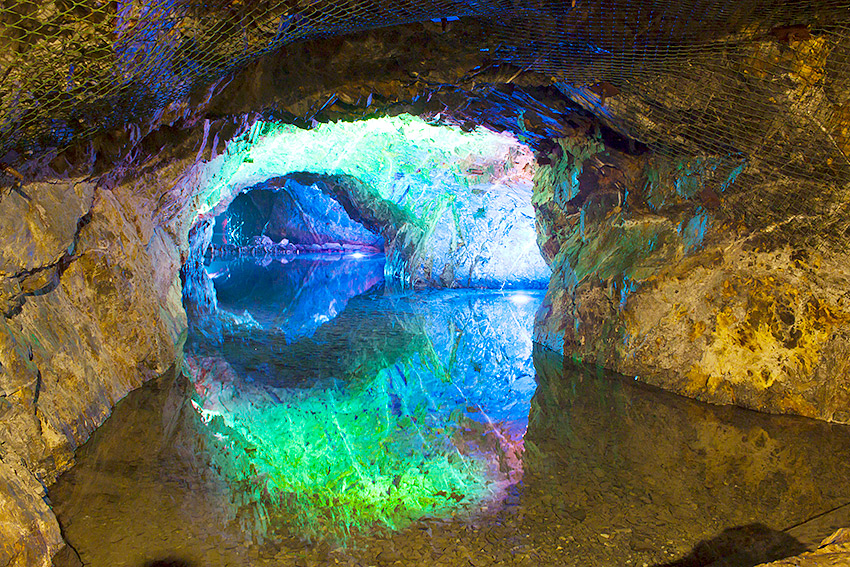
[187,255,542,540]
[49,256,850,567]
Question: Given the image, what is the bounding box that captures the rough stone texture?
[533,127,850,423]
[0,9,848,566]
[0,180,94,278]
[0,452,61,567]
[0,22,496,564]
[755,529,850,567]
[189,116,548,289]
[621,244,850,422]
[0,166,191,566]
[215,181,384,247]
[529,30,850,424]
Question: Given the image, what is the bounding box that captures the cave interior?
[1,1,850,566]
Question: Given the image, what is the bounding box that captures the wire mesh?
[0,1,848,246]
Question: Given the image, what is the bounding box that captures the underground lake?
[49,252,850,567]
[45,115,850,567]
[3,12,850,559]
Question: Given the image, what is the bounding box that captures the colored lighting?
[508,292,534,305]
[189,359,507,540]
[193,114,548,289]
[185,290,543,541]
[195,114,536,223]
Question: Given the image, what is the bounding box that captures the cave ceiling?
[0,1,847,250]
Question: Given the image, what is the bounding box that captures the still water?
[51,256,850,567]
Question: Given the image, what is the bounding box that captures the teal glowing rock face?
[185,268,540,541]
[193,115,550,289]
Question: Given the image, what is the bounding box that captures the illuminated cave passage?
[46,113,850,566]
[4,4,850,566]
[191,115,551,290]
[210,177,386,253]
[172,116,549,540]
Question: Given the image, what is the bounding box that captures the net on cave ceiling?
[0,1,848,244]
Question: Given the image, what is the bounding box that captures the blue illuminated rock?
[193,115,550,289]
[213,180,384,248]
[210,255,385,341]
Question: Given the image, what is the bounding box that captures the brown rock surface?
[532,127,850,423]
[756,529,850,566]
[0,174,189,566]
[0,451,62,567]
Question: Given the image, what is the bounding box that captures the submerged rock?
[756,529,850,566]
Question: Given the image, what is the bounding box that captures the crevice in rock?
[32,370,41,411]
[2,209,93,319]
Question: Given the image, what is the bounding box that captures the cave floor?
[50,257,850,567]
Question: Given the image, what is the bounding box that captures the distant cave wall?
[189,117,550,290]
[211,180,385,248]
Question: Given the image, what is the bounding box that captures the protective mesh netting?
[489,1,850,247]
[1,0,848,241]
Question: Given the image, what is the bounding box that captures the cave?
[2,2,850,566]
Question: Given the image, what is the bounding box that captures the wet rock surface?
[212,180,385,248]
[190,116,549,289]
[0,451,61,567]
[0,8,848,566]
[48,272,850,567]
[0,164,190,566]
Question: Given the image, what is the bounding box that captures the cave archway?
[186,114,551,290]
[210,176,385,253]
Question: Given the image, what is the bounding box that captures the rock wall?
[188,116,549,290]
[0,166,194,565]
[532,127,850,423]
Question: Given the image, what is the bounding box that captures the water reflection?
[187,277,542,540]
[518,348,850,563]
[49,257,850,566]
[207,254,385,340]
